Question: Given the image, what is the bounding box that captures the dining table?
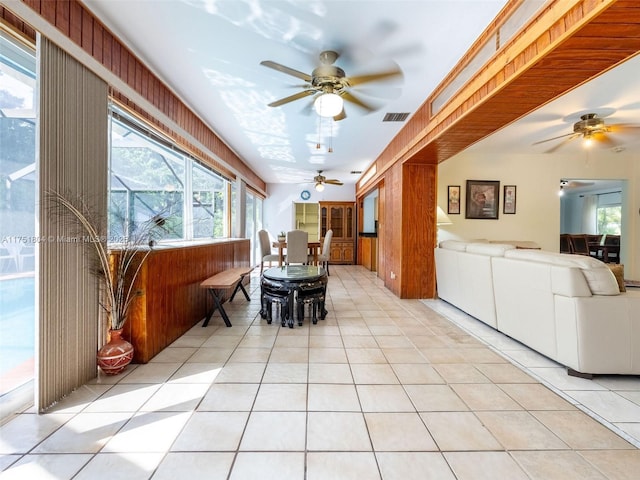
[272,240,321,266]
[260,265,328,327]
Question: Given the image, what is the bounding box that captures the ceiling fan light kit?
[534,112,640,152]
[314,92,344,117]
[315,182,325,192]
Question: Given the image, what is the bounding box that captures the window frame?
[108,106,231,245]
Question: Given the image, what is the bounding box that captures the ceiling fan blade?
[590,132,616,147]
[608,124,640,134]
[333,109,347,121]
[351,86,403,100]
[341,91,377,112]
[567,181,595,188]
[544,134,580,153]
[324,179,343,185]
[260,60,312,82]
[532,132,576,145]
[346,67,403,86]
[268,89,317,108]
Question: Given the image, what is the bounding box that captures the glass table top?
[262,265,327,281]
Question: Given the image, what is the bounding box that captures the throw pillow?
[607,264,626,292]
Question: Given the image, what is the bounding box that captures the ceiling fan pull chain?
[316,116,321,150]
[328,120,333,153]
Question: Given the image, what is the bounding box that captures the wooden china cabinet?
[320,201,356,264]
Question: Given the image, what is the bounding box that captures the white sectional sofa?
[434,240,640,376]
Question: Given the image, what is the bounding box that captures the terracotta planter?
[97,329,134,375]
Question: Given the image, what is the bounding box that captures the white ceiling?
[81,1,640,189]
[82,0,512,186]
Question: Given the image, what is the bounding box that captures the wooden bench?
[200,266,253,327]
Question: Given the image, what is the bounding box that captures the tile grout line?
[422,298,640,449]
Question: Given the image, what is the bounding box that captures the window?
[597,206,621,235]
[596,192,621,235]
[0,30,37,414]
[109,109,229,242]
[192,163,227,238]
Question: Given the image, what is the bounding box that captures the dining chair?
[261,279,292,327]
[285,229,308,265]
[569,234,590,256]
[559,234,573,254]
[602,234,620,264]
[586,234,603,260]
[296,283,326,325]
[258,229,279,273]
[310,229,333,275]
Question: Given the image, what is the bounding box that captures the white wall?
[263,182,356,241]
[438,148,640,279]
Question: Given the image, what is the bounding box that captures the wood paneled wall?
[378,163,437,298]
[123,240,250,363]
[401,164,437,299]
[3,0,265,192]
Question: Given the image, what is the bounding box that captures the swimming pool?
[0,275,35,380]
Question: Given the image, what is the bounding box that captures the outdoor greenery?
[597,206,622,235]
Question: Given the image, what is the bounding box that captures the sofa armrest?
[555,291,640,374]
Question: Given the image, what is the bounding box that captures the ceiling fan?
[260,50,402,121]
[310,170,343,192]
[533,113,640,152]
[560,179,594,189]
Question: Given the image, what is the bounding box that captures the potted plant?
[278,231,286,242]
[47,189,168,374]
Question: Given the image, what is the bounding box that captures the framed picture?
[465,180,500,219]
[503,185,517,214]
[447,185,461,214]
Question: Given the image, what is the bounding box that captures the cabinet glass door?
[330,207,344,237]
[321,206,328,237]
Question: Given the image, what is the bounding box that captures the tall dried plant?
[47,189,166,330]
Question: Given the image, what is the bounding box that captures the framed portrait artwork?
[503,185,517,214]
[465,180,500,219]
[447,185,461,214]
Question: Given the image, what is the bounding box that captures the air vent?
[350,170,362,175]
[383,112,410,122]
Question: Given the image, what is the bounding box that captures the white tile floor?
[425,298,640,448]
[1,266,639,479]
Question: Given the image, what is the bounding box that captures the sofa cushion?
[503,249,620,296]
[439,240,468,251]
[551,267,593,297]
[581,268,621,296]
[466,243,515,256]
